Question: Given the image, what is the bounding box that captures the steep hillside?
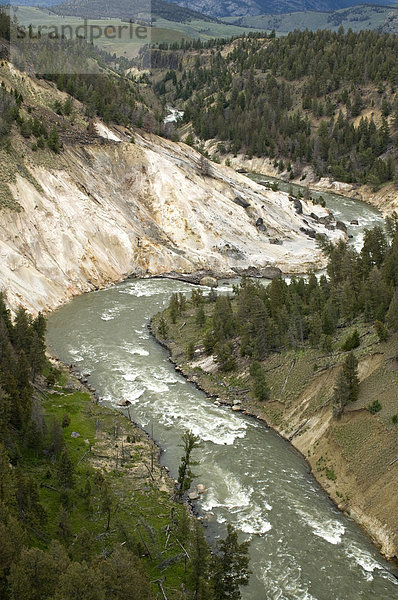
[0,60,344,314]
[170,0,391,18]
[52,0,218,23]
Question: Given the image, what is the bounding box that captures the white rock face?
[0,129,343,314]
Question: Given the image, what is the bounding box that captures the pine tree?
[157,316,168,339]
[333,352,359,417]
[211,525,251,600]
[215,341,236,372]
[48,126,60,153]
[386,291,398,332]
[189,521,212,600]
[250,362,270,402]
[196,304,206,327]
[57,448,75,489]
[177,430,200,499]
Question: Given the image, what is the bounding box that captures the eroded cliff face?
[0,124,343,314]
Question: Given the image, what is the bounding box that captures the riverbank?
[36,357,207,599]
[150,303,398,565]
[218,152,398,216]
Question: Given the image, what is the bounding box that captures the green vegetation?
[53,0,217,24]
[368,399,382,414]
[341,329,360,351]
[13,4,255,54]
[333,352,359,417]
[176,430,200,499]
[154,29,398,188]
[0,83,62,154]
[212,525,251,600]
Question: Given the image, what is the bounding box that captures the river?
[47,187,397,600]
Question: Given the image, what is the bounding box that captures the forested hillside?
[0,9,167,148]
[153,29,398,189]
[226,5,398,36]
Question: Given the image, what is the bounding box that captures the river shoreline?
[149,317,398,573]
[219,152,398,216]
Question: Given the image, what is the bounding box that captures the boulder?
[255,217,267,232]
[310,212,320,222]
[336,220,347,233]
[233,196,250,209]
[236,168,248,174]
[232,405,241,411]
[260,266,282,279]
[294,199,303,214]
[350,219,359,225]
[200,276,218,288]
[189,491,199,501]
[197,484,206,494]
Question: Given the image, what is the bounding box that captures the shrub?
[374,320,388,342]
[368,400,382,414]
[186,341,195,360]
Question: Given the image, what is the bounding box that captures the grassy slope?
[152,297,398,559]
[29,364,191,597]
[223,5,398,34]
[14,5,258,57]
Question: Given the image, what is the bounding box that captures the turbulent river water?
[47,189,398,600]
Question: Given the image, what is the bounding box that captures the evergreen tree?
[250,362,270,402]
[48,126,60,153]
[386,291,398,331]
[157,316,168,339]
[196,304,206,327]
[177,430,200,499]
[57,448,75,490]
[211,525,251,600]
[333,352,359,417]
[189,521,212,600]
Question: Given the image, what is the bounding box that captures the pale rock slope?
[0,125,342,314]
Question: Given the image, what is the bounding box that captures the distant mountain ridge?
[169,0,392,18]
[226,4,398,34]
[51,0,217,23]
